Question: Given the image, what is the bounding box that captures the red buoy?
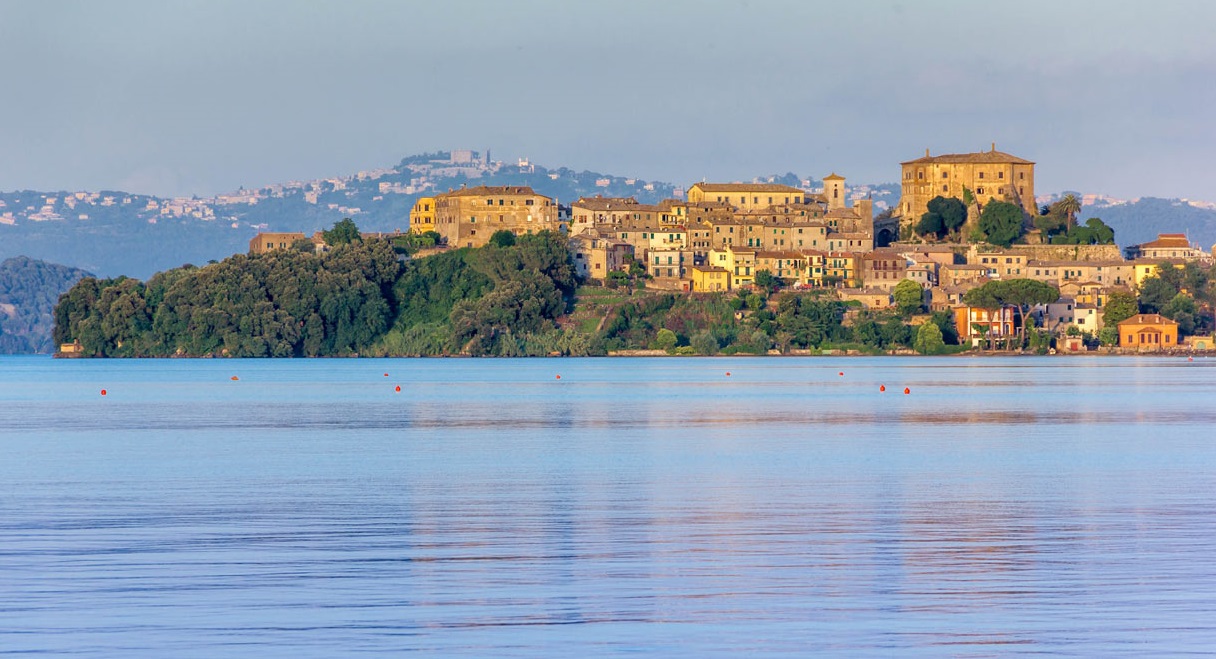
[903,387,911,395]
[555,375,561,380]
[383,373,389,377]
[725,372,731,376]
[879,385,886,392]
[838,372,844,376]
[394,385,401,392]
[100,389,107,396]
[230,376,239,381]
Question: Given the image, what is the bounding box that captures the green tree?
[754,269,780,293]
[654,327,678,352]
[977,200,1025,247]
[488,230,516,248]
[915,212,943,239]
[1056,193,1082,231]
[1138,276,1178,314]
[928,310,959,345]
[690,329,719,355]
[1103,290,1139,327]
[913,321,945,355]
[322,218,362,246]
[892,279,924,316]
[1160,292,1197,335]
[964,279,1059,348]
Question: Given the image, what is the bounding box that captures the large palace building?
[897,145,1035,225]
[432,185,562,248]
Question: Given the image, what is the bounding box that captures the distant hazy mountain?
[1078,198,1216,253]
[0,256,92,354]
[1,151,1212,278]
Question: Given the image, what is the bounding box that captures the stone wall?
[998,244,1123,262]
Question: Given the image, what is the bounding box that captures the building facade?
[433,186,561,248]
[898,145,1036,226]
[409,197,436,234]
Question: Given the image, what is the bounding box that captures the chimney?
[991,142,996,152]
[925,148,930,157]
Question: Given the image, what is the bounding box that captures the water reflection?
[1,357,1214,655]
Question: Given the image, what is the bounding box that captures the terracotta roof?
[689,183,804,193]
[441,185,549,198]
[822,173,845,181]
[573,196,639,210]
[901,148,1034,166]
[1117,314,1178,327]
[1139,233,1191,249]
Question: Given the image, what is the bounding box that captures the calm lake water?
[1,355,1214,656]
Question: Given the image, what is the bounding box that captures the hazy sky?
[2,0,1214,200]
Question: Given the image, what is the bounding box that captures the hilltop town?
[230,145,1215,355]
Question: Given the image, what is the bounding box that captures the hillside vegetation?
[0,256,93,353]
[53,227,966,358]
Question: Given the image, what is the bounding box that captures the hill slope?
[0,256,93,353]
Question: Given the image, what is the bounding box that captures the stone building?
[249,232,306,254]
[686,183,806,211]
[897,144,1036,227]
[433,186,562,248]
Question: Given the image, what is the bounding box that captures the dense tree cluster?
[0,256,93,353]
[54,238,400,357]
[914,196,967,240]
[54,225,581,358]
[1136,262,1212,336]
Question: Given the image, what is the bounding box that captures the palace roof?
[901,149,1034,166]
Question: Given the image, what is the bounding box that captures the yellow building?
[709,246,757,289]
[249,232,306,254]
[1133,260,1185,288]
[690,265,729,292]
[433,186,562,248]
[825,252,860,286]
[409,196,436,234]
[686,183,805,211]
[1117,314,1179,350]
[898,144,1036,225]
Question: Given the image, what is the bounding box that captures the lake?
[1,355,1214,656]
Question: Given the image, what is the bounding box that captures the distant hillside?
[1079,198,1216,251]
[0,256,92,354]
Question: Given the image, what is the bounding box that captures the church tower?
[823,173,846,211]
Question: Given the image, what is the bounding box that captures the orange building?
[1117,314,1179,351]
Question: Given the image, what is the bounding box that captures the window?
[917,171,924,180]
[979,172,985,179]
[943,185,948,192]
[498,199,504,205]
[486,200,494,205]
[525,199,534,206]
[977,187,985,195]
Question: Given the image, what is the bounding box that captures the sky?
[2,0,1215,201]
